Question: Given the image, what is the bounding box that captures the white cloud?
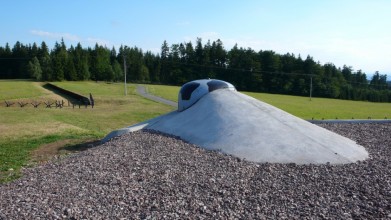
[183,32,222,44]
[30,30,80,42]
[30,29,113,48]
[199,32,220,40]
[222,38,267,50]
[86,37,112,47]
[147,47,161,54]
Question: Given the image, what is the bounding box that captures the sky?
[1,0,390,77]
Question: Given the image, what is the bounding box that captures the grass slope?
[143,84,180,102]
[144,84,391,120]
[0,80,44,100]
[1,81,390,183]
[244,92,391,120]
[0,81,173,182]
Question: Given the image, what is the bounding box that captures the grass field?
[1,80,390,183]
[0,80,174,182]
[145,84,391,120]
[243,92,391,120]
[143,84,180,102]
[0,80,44,100]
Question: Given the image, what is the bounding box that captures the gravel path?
[0,123,390,219]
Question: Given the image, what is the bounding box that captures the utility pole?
[123,55,127,96]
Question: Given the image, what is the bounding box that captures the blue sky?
[1,0,390,76]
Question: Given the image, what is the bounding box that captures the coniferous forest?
[0,38,390,102]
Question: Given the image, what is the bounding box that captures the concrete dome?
[104,80,368,164]
[178,79,236,112]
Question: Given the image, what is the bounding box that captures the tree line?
[0,38,390,102]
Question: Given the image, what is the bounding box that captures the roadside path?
[136,85,177,108]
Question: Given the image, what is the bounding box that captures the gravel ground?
[0,123,390,219]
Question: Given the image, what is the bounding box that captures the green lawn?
[144,84,391,120]
[144,84,180,102]
[0,80,44,100]
[243,92,391,120]
[1,80,390,183]
[0,80,174,182]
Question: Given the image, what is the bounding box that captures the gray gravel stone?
[0,123,390,219]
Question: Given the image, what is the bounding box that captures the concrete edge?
[308,119,391,124]
[102,118,391,143]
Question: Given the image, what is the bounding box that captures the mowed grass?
[145,84,391,119]
[243,92,391,120]
[1,81,390,183]
[0,79,44,100]
[0,80,174,182]
[144,84,180,102]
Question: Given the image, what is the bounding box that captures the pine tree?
[370,71,388,90]
[65,52,77,80]
[74,43,90,80]
[51,41,67,81]
[41,53,52,81]
[112,60,123,82]
[160,40,170,83]
[160,40,169,60]
[27,56,42,81]
[90,44,112,81]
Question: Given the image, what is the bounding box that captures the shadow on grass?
[60,139,101,152]
[42,83,77,102]
[42,83,92,107]
[29,138,102,166]
[1,139,102,183]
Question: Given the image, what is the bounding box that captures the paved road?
[136,85,177,108]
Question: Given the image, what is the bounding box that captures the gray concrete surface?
[104,89,368,164]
